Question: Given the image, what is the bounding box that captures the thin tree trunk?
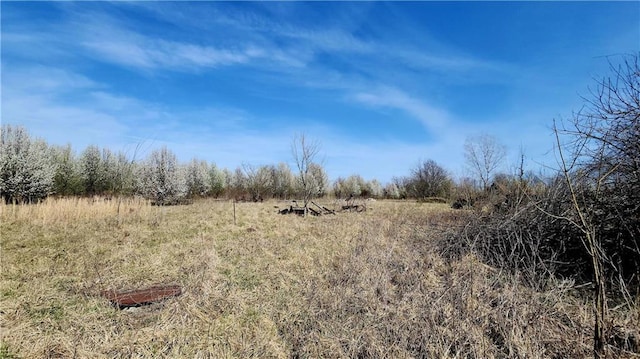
[590,237,607,358]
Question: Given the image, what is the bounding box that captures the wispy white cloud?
[61,2,508,79]
[395,49,515,76]
[0,6,302,73]
[278,27,374,55]
[2,67,129,149]
[2,65,100,93]
[352,86,450,131]
[2,64,299,169]
[81,32,266,71]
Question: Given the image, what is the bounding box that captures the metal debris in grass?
[101,284,182,309]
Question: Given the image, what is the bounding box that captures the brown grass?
[0,198,637,358]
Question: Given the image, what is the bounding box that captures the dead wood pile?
[278,200,366,216]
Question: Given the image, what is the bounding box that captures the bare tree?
[464,134,507,189]
[406,159,453,200]
[550,54,640,358]
[291,133,322,216]
[242,163,274,202]
[552,120,608,357]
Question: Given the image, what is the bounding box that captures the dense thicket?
[455,55,640,298]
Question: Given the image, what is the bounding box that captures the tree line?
[2,127,486,205]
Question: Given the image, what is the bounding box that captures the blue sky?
[2,2,639,183]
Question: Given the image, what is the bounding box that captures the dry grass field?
[1,198,637,358]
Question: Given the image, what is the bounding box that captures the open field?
[1,198,637,358]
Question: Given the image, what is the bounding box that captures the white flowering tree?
[228,167,248,199]
[112,150,137,197]
[80,145,106,196]
[272,162,295,199]
[0,125,56,203]
[51,144,83,196]
[342,175,364,197]
[100,148,122,196]
[383,182,401,199]
[137,146,187,205]
[185,158,211,198]
[332,177,346,198]
[207,163,226,198]
[367,179,383,198]
[221,168,234,197]
[306,162,329,198]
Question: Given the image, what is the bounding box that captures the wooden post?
[233,200,236,225]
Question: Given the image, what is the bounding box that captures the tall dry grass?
[1,198,637,358]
